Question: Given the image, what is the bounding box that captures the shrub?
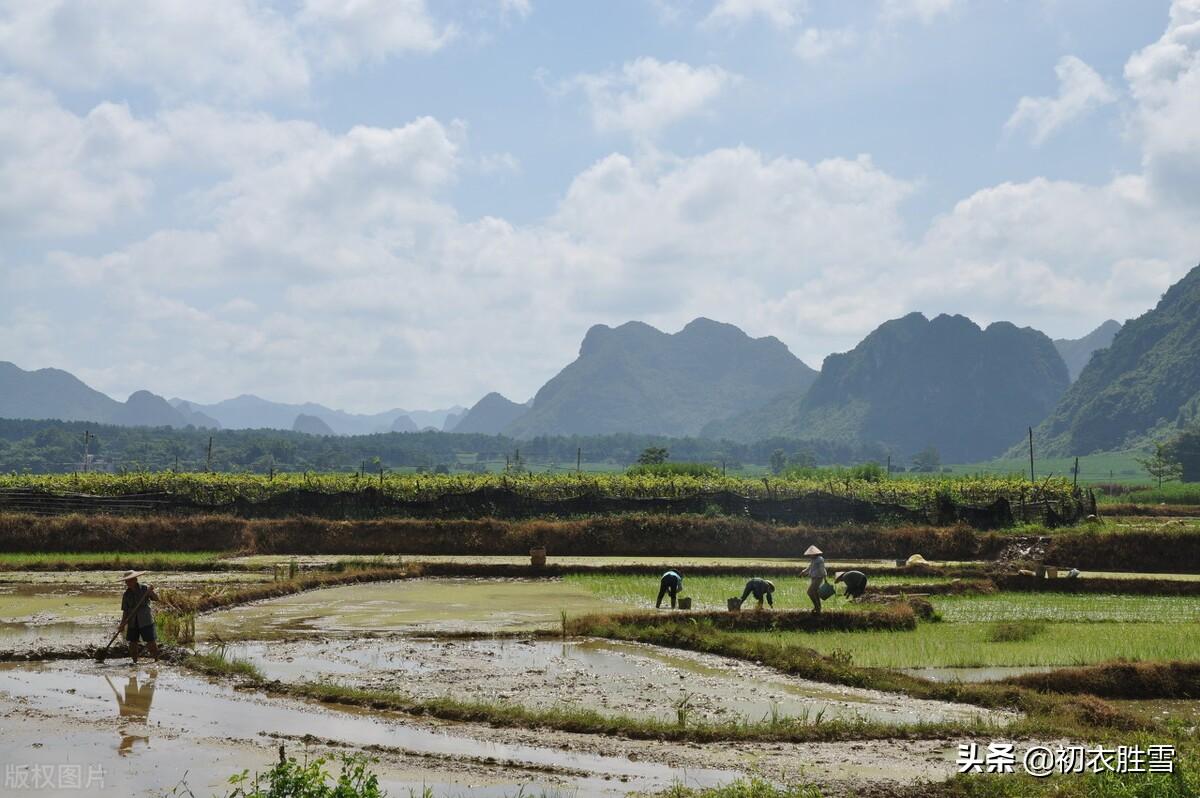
[626,462,720,477]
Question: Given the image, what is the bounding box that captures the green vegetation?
[0,550,226,570]
[933,592,1200,624]
[657,778,820,798]
[565,573,951,609]
[186,649,265,681]
[223,753,384,798]
[627,462,720,477]
[0,469,1077,507]
[792,621,1200,668]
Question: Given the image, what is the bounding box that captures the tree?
[637,446,669,465]
[1167,429,1200,483]
[911,447,941,473]
[769,449,787,475]
[1136,442,1183,489]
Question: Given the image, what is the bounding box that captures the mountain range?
[4,269,1186,460]
[1054,320,1123,382]
[503,318,818,438]
[703,313,1071,462]
[1034,263,1200,456]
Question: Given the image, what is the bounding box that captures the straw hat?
[803,545,823,556]
[119,570,146,582]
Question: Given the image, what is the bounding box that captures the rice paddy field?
[0,514,1198,798]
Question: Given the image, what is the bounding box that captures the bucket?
[818,581,836,600]
[530,547,547,567]
[1046,567,1058,579]
[726,597,741,612]
[678,597,692,610]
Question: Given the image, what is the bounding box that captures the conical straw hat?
[804,545,823,556]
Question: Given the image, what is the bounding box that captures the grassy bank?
[1004,661,1200,699]
[0,550,229,571]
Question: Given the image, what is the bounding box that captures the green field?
[566,573,953,609]
[0,550,226,568]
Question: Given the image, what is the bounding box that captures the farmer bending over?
[835,570,868,600]
[739,577,775,609]
[802,545,827,613]
[119,570,160,663]
[656,570,684,609]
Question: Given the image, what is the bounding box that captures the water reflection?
[104,670,156,755]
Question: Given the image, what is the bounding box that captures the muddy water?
[0,571,270,649]
[221,637,1012,727]
[200,578,627,638]
[0,660,738,796]
[901,666,1059,683]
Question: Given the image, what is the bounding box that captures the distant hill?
[1054,320,1122,382]
[293,413,335,435]
[390,415,418,433]
[707,313,1070,462]
[0,362,208,429]
[505,318,817,439]
[1035,264,1200,456]
[171,395,416,435]
[441,410,464,431]
[452,393,529,434]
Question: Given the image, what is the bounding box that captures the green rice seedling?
[987,620,1045,643]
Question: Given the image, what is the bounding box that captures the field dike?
[1003,661,1200,699]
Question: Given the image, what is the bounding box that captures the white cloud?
[568,57,737,139]
[1124,0,1200,205]
[703,0,806,29]
[793,27,858,62]
[0,77,167,235]
[879,0,962,25]
[298,0,454,67]
[1005,55,1117,145]
[0,0,310,101]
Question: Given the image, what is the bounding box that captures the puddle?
[0,660,737,796]
[221,637,1011,727]
[0,572,269,649]
[901,666,1059,684]
[200,578,627,638]
[1111,698,1200,727]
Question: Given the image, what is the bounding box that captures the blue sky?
[1,0,1198,411]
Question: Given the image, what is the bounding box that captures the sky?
[1,0,1198,413]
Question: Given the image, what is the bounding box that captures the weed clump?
[986,620,1045,643]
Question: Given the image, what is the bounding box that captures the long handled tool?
[95,589,151,663]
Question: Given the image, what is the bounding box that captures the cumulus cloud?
[703,0,807,29]
[0,0,475,101]
[1006,55,1117,145]
[0,77,167,235]
[1124,0,1200,205]
[567,57,737,139]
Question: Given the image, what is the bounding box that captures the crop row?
[0,471,1076,507]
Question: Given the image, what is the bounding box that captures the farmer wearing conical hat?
[801,545,827,613]
[119,571,160,663]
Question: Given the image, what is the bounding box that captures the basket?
[726,597,742,612]
[678,597,692,610]
[529,547,547,567]
[818,581,836,600]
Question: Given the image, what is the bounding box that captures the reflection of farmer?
[119,570,159,663]
[739,578,775,608]
[835,570,869,600]
[801,546,827,614]
[104,672,155,755]
[656,570,683,609]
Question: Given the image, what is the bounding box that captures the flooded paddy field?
[1,561,1196,796]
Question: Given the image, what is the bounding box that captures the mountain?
[451,393,529,434]
[390,414,418,433]
[293,413,335,435]
[504,318,818,439]
[1035,264,1200,456]
[172,395,411,435]
[0,362,208,428]
[707,313,1070,462]
[441,411,464,431]
[1054,320,1122,382]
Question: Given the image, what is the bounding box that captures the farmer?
[801,545,827,613]
[119,570,160,663]
[739,577,775,609]
[835,570,869,600]
[656,570,684,609]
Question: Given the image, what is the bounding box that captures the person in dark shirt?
[119,570,160,663]
[835,570,869,600]
[739,577,775,608]
[656,570,683,609]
